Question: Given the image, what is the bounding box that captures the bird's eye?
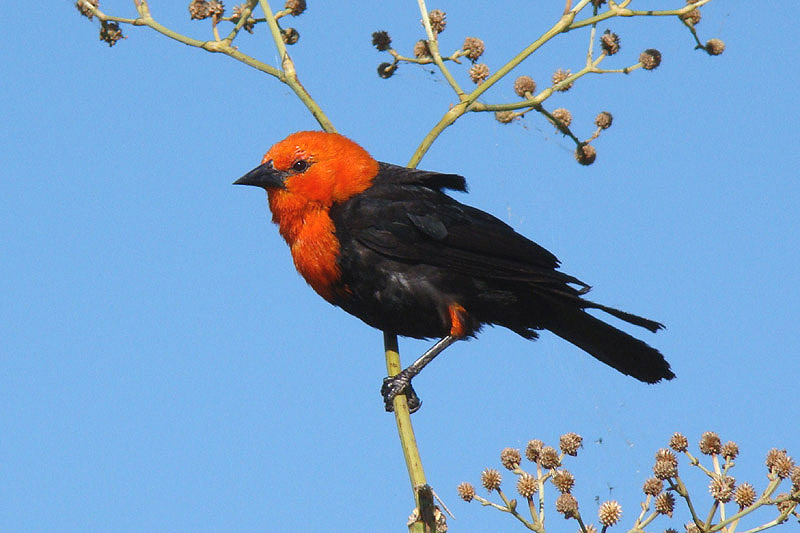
[291,159,309,172]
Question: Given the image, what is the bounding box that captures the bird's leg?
[382,335,459,413]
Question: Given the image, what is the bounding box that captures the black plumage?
[329,162,674,384]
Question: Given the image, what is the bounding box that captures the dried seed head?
[76,0,99,19]
[776,493,795,515]
[680,7,701,26]
[517,473,539,498]
[551,69,573,91]
[377,62,397,79]
[99,21,124,46]
[791,465,800,490]
[281,27,299,44]
[372,31,392,51]
[427,9,447,34]
[551,108,573,132]
[699,432,722,455]
[462,37,485,62]
[413,40,431,59]
[501,448,522,470]
[591,0,606,6]
[598,500,622,526]
[457,482,475,502]
[653,459,678,480]
[434,508,447,532]
[232,4,255,33]
[665,529,679,533]
[189,0,210,20]
[575,144,597,166]
[709,475,735,503]
[556,493,579,518]
[639,49,662,70]
[540,446,561,469]
[513,76,536,98]
[733,482,756,508]
[595,111,613,129]
[526,440,544,462]
[766,448,794,478]
[583,525,598,533]
[705,39,725,56]
[600,30,620,56]
[721,441,739,460]
[656,448,678,466]
[685,522,700,533]
[285,0,306,16]
[560,433,583,456]
[469,63,490,85]
[655,492,676,516]
[207,0,224,18]
[494,111,516,124]
[669,433,689,452]
[481,468,502,491]
[550,469,574,493]
[643,477,663,496]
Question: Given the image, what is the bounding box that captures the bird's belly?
[336,266,458,339]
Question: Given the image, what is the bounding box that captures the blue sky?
[2,2,798,531]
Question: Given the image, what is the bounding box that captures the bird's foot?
[381,371,421,413]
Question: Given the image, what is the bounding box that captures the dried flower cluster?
[513,76,536,98]
[75,0,99,19]
[427,9,446,35]
[462,37,485,62]
[371,31,392,52]
[100,21,124,46]
[364,1,724,166]
[231,4,255,33]
[371,9,487,86]
[600,30,620,55]
[460,431,799,532]
[284,0,305,16]
[458,433,599,530]
[551,68,573,92]
[639,48,662,70]
[469,63,490,85]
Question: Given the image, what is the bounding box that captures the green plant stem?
[495,488,540,531]
[408,7,578,166]
[222,0,258,43]
[256,0,336,132]
[383,332,427,533]
[77,0,334,132]
[704,500,720,530]
[568,0,714,30]
[407,0,714,166]
[671,476,704,530]
[706,476,785,533]
[417,0,466,98]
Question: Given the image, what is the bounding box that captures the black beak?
[233,160,287,189]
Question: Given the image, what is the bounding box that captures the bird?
[234,131,674,412]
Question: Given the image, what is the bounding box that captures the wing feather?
[335,181,589,292]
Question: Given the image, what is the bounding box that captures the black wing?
[341,166,589,292]
[374,162,468,193]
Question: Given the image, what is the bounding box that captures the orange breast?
[268,191,341,302]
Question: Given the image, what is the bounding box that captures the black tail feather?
[545,305,674,383]
[582,300,664,333]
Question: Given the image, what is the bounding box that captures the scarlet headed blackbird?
[235,131,674,412]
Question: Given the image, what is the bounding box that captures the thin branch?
[568,0,714,31]
[417,0,466,98]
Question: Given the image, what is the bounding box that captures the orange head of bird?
[234,131,379,207]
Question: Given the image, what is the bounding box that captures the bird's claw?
[381,373,421,413]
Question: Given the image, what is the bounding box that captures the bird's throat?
[268,191,341,302]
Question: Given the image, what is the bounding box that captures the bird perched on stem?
[235,131,674,412]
